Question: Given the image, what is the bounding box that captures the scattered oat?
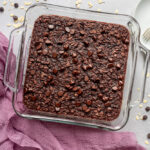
[97,8,101,12]
[35,0,39,2]
[10,2,14,6]
[136,115,139,120]
[20,6,24,9]
[76,4,80,8]
[10,13,14,17]
[139,104,143,108]
[98,0,103,4]
[143,99,148,104]
[24,2,32,6]
[75,0,82,5]
[148,94,150,98]
[115,9,119,14]
[3,1,7,6]
[18,16,24,22]
[75,1,79,5]
[7,24,11,27]
[147,72,150,78]
[13,23,21,28]
[88,2,93,8]
[145,140,149,145]
[137,88,140,91]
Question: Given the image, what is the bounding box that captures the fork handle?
[140,51,150,102]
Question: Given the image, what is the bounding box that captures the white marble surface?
[1,0,150,149]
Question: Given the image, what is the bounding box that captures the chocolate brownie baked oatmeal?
[23,15,130,121]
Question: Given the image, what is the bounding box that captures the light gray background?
[1,0,150,149]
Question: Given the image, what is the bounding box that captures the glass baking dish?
[4,3,149,130]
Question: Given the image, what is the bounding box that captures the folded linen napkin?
[0,32,146,150]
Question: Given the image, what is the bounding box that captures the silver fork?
[143,27,150,42]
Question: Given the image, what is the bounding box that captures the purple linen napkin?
[0,32,146,150]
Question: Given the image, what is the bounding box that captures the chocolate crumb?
[13,15,18,21]
[145,106,150,112]
[14,3,19,8]
[0,7,4,12]
[143,115,148,120]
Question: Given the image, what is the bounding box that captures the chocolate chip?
[65,84,71,89]
[36,42,42,50]
[72,52,77,57]
[64,43,69,50]
[48,75,53,81]
[73,86,79,91]
[119,81,123,86]
[91,85,97,90]
[48,24,54,30]
[70,79,75,85]
[72,70,80,75]
[45,40,52,45]
[55,107,60,112]
[52,52,58,58]
[43,32,49,37]
[42,49,48,55]
[59,50,64,54]
[13,16,18,21]
[53,68,58,74]
[116,63,121,69]
[143,115,148,120]
[108,58,113,62]
[84,76,89,82]
[82,65,88,71]
[107,107,112,112]
[88,64,93,69]
[108,63,114,68]
[65,27,70,32]
[86,100,92,106]
[58,91,64,97]
[31,95,36,101]
[14,3,19,8]
[145,106,150,112]
[98,93,103,98]
[30,70,35,75]
[70,29,75,34]
[73,58,78,64]
[83,40,89,46]
[76,101,81,107]
[82,104,88,112]
[46,91,51,97]
[88,51,93,57]
[112,86,118,91]
[78,89,83,95]
[80,30,85,35]
[0,7,4,12]
[102,96,109,101]
[63,52,69,58]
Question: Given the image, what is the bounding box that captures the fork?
[143,27,150,42]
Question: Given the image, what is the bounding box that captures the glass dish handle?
[4,27,25,92]
[139,44,150,102]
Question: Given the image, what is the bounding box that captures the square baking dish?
[4,3,148,130]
